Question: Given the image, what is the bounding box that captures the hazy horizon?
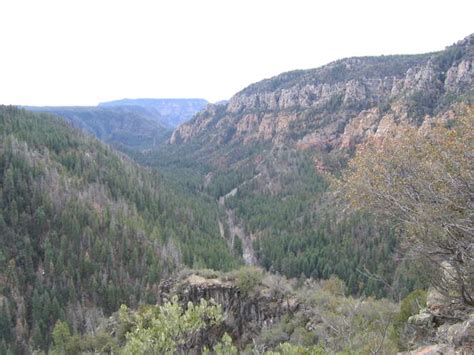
[1,0,473,106]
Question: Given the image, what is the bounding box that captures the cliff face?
[170,35,473,158]
[156,275,473,353]
[158,274,299,346]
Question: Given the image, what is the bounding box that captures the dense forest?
[0,106,238,353]
[219,150,409,298]
[137,138,425,300]
[0,106,422,352]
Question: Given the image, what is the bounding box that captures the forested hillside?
[0,106,238,353]
[20,106,472,355]
[26,98,208,152]
[26,105,171,151]
[140,34,473,299]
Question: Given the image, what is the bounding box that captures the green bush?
[235,266,264,294]
[322,275,347,296]
[391,289,427,350]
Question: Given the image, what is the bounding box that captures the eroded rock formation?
[170,34,473,167]
[158,274,299,346]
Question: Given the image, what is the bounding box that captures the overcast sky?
[1,0,472,106]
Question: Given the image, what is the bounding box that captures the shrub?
[235,266,264,294]
[391,289,427,350]
[322,275,346,296]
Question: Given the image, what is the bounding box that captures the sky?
[0,0,473,106]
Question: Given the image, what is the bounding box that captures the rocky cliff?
[156,274,473,353]
[157,273,299,347]
[170,35,473,162]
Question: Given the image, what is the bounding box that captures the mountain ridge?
[26,98,209,151]
[170,34,473,159]
[99,98,209,127]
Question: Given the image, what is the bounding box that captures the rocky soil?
[403,288,473,354]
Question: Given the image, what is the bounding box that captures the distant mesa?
[25,98,209,150]
[98,98,209,127]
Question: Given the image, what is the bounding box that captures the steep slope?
[144,34,473,298]
[0,106,237,353]
[99,98,209,127]
[171,35,473,155]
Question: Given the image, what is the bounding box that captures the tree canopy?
[339,107,473,305]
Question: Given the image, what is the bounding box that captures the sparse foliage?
[391,289,427,350]
[339,107,474,305]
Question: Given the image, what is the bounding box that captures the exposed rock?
[444,314,474,347]
[409,311,434,327]
[445,60,473,91]
[158,274,299,347]
[427,287,452,315]
[170,34,473,174]
[343,79,367,106]
[403,344,456,355]
[406,309,437,349]
[403,287,474,354]
[340,108,381,148]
